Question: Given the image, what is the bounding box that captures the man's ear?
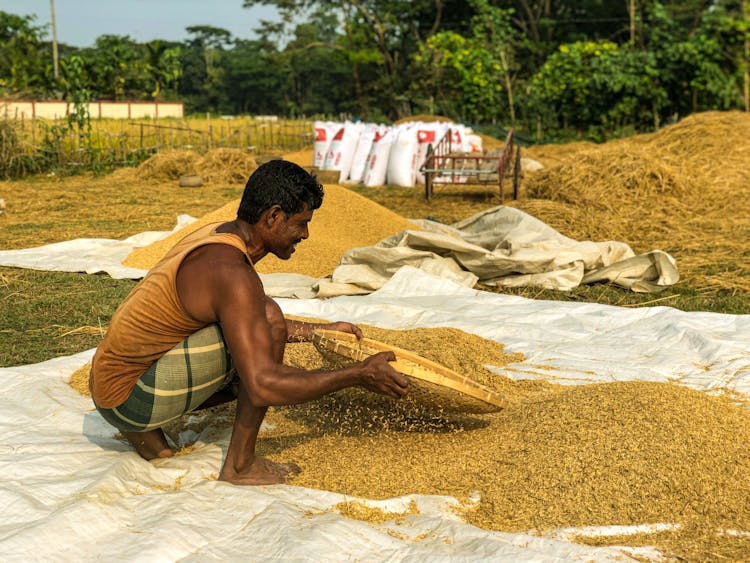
[263,205,285,227]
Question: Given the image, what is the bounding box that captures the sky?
[3,0,279,47]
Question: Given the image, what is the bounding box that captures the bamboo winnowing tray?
[311,329,508,414]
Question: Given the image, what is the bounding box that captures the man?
[89,159,409,485]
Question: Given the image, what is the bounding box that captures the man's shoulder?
[181,241,254,276]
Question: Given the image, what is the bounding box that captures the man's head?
[237,159,324,225]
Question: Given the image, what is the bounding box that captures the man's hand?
[358,351,409,399]
[286,319,364,342]
[321,321,363,340]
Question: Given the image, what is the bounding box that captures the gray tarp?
[314,206,678,297]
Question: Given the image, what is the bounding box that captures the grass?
[0,268,136,366]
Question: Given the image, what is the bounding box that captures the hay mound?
[526,144,696,205]
[135,149,257,185]
[196,148,257,184]
[519,110,750,292]
[122,184,416,277]
[136,150,201,181]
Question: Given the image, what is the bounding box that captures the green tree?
[411,1,520,124]
[143,40,182,100]
[77,35,142,100]
[0,11,54,97]
[222,39,287,114]
[178,26,233,112]
[644,1,745,118]
[528,40,666,138]
[244,0,477,119]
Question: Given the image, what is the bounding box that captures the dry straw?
[134,148,258,185]
[136,149,203,181]
[195,148,257,184]
[521,111,750,292]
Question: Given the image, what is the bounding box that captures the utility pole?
[50,0,59,80]
[629,0,636,46]
[744,0,749,111]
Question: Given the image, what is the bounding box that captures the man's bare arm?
[183,247,408,407]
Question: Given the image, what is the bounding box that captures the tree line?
[1,0,748,141]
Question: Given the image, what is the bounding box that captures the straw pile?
[520,111,750,292]
[122,184,416,278]
[134,148,257,185]
[136,150,202,181]
[195,148,257,184]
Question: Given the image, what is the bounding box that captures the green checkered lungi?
[95,324,238,433]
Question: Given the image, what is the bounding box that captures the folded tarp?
[320,206,678,296]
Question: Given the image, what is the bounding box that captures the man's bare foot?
[218,456,301,486]
[123,429,174,460]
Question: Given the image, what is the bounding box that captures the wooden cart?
[420,128,521,202]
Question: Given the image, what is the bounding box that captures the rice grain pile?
[521,111,750,292]
[266,353,750,561]
[122,184,417,278]
[68,362,91,396]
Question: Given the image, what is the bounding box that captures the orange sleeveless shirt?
[90,222,251,408]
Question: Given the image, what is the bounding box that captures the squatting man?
[89,160,409,485]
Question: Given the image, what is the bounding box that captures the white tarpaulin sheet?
[1,267,748,561]
[0,208,678,297]
[0,215,195,279]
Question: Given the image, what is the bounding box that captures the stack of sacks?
[313,120,482,187]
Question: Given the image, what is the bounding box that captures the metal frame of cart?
[420,129,521,202]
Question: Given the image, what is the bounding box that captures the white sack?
[313,121,339,168]
[363,129,395,187]
[415,122,451,184]
[323,121,363,182]
[466,133,483,153]
[348,124,380,183]
[386,124,419,187]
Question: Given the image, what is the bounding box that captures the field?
[2,113,750,560]
[1,111,750,367]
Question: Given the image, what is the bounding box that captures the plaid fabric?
[95,324,237,432]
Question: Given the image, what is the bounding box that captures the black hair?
[237,159,324,224]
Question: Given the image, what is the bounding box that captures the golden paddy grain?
[123,183,417,278]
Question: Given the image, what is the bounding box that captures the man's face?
[269,206,313,260]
